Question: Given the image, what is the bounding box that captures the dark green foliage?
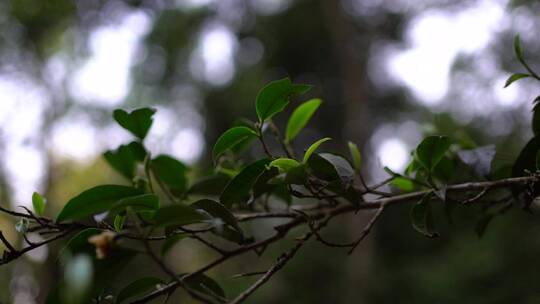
[7,56,540,303]
[104,142,146,179]
[212,126,258,161]
[255,78,311,122]
[113,108,156,140]
[151,155,188,196]
[56,185,143,222]
[415,136,451,172]
[153,204,208,227]
[220,158,270,207]
[116,277,165,303]
[410,193,439,238]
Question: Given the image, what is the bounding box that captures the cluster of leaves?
[1,37,539,304]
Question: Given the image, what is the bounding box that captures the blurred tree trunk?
[320,1,373,302]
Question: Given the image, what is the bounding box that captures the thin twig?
[347,203,386,255]
[228,232,314,304]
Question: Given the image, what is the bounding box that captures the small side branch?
[347,204,386,255]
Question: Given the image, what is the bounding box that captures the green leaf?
[220,158,270,207]
[151,155,188,196]
[188,174,231,196]
[514,34,524,63]
[432,156,455,182]
[116,277,164,304]
[113,214,125,232]
[319,153,355,185]
[307,153,354,186]
[110,194,159,215]
[391,177,414,192]
[284,165,308,185]
[307,153,340,182]
[185,274,225,299]
[285,98,321,142]
[410,193,439,238]
[191,199,239,230]
[253,167,280,198]
[103,142,146,179]
[512,136,540,177]
[255,78,311,122]
[303,137,331,163]
[32,191,46,216]
[153,204,208,227]
[113,108,156,140]
[268,158,301,172]
[415,136,451,171]
[504,73,530,88]
[512,136,540,208]
[56,185,143,222]
[60,228,102,259]
[212,127,258,161]
[348,141,362,172]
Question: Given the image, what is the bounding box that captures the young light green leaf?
[268,158,301,172]
[415,136,451,171]
[32,191,46,216]
[410,193,439,238]
[391,177,414,192]
[504,73,530,88]
[347,141,362,172]
[255,78,311,122]
[116,277,164,303]
[285,98,321,142]
[56,185,143,223]
[113,214,125,232]
[113,108,156,140]
[303,137,331,163]
[153,204,209,227]
[220,158,270,207]
[212,127,258,161]
[151,155,188,195]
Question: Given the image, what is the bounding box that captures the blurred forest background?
[1,0,540,303]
